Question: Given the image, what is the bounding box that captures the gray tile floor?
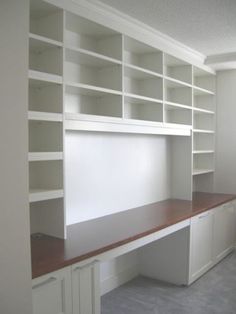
[101,252,236,314]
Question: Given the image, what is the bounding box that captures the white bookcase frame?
[28,0,216,239]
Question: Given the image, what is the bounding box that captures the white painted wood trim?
[65,119,191,136]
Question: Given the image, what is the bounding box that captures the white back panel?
[65,132,171,224]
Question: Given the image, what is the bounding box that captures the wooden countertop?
[31,192,236,279]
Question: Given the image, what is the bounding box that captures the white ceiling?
[96,0,236,57]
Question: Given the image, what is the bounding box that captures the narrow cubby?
[30,0,63,42]
[193,67,215,92]
[30,199,65,237]
[29,37,62,76]
[29,79,63,113]
[165,79,192,107]
[29,160,63,202]
[193,111,214,131]
[124,67,163,101]
[193,132,214,152]
[194,93,215,111]
[29,120,63,153]
[65,48,122,92]
[124,36,163,74]
[65,85,122,118]
[29,161,63,190]
[192,173,214,193]
[165,104,192,126]
[193,153,214,175]
[124,96,163,122]
[164,54,192,84]
[65,12,122,61]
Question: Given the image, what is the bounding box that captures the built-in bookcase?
[29,0,65,239]
[29,0,216,239]
[192,68,215,193]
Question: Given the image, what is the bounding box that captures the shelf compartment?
[124,36,163,75]
[124,95,163,123]
[30,199,65,238]
[165,104,192,126]
[193,132,214,151]
[29,36,62,76]
[29,189,64,203]
[29,160,63,201]
[65,11,122,61]
[193,153,214,176]
[30,0,63,42]
[193,111,214,131]
[29,79,63,113]
[192,172,214,193]
[29,152,63,161]
[164,54,192,84]
[194,93,215,111]
[29,120,63,153]
[124,69,163,101]
[65,85,122,118]
[165,79,192,107]
[65,49,122,92]
[193,67,215,93]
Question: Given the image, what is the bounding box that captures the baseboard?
[100,265,139,296]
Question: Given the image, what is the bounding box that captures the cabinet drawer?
[32,267,72,314]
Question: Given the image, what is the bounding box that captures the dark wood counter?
[31,192,236,279]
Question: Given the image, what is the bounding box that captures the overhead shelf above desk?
[65,115,191,136]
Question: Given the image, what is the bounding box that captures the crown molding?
[79,0,204,57]
[205,52,236,71]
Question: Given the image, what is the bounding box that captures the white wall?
[215,70,236,194]
[65,132,171,224]
[0,1,33,314]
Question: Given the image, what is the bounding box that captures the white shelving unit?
[29,0,216,239]
[192,67,216,193]
[65,11,123,61]
[28,0,65,239]
[124,36,163,75]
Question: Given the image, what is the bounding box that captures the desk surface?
[31,192,236,278]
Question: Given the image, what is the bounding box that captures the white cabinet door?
[213,203,235,262]
[72,260,100,314]
[189,210,213,283]
[32,267,72,314]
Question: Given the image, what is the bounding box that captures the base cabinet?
[32,267,72,314]
[189,202,235,284]
[212,203,235,262]
[189,210,214,283]
[72,261,100,314]
[32,261,100,314]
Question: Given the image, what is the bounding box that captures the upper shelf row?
[29,3,215,93]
